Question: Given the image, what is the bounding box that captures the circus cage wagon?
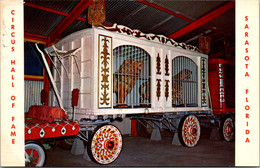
[26,24,234,166]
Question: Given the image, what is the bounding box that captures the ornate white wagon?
[41,24,212,164]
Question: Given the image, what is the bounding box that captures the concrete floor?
[44,129,235,167]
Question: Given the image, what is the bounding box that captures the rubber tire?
[25,142,46,167]
[87,124,123,165]
[178,115,201,147]
[220,117,235,142]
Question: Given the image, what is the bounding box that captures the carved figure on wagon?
[114,58,143,105]
[173,69,192,105]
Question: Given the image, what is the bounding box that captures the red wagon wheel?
[25,143,45,167]
[87,124,123,165]
[178,115,201,147]
[220,117,234,142]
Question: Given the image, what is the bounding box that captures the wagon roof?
[100,24,201,53]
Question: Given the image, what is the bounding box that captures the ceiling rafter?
[24,2,86,22]
[136,0,193,22]
[48,0,92,43]
[168,1,235,39]
[136,0,233,40]
[24,32,47,43]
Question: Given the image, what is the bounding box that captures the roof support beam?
[137,0,232,39]
[48,0,92,43]
[136,0,193,22]
[24,2,86,22]
[24,32,47,44]
[168,1,235,39]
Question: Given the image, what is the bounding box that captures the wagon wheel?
[178,115,201,147]
[25,143,45,167]
[87,124,123,165]
[220,117,234,142]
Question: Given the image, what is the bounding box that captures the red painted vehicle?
[25,106,79,166]
[208,58,235,142]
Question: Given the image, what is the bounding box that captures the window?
[172,56,198,107]
[113,45,150,108]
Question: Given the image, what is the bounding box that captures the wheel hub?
[25,149,39,167]
[105,140,115,150]
[226,125,233,133]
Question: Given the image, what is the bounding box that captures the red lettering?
[12,82,14,87]
[246,113,249,118]
[10,67,15,72]
[246,129,250,134]
[245,16,248,21]
[245,64,249,69]
[246,97,249,102]
[11,32,15,37]
[245,138,250,143]
[11,60,15,65]
[245,32,248,37]
[245,72,249,77]
[11,124,15,129]
[246,121,249,126]
[11,10,15,15]
[244,24,249,29]
[245,48,248,53]
[12,103,15,108]
[10,131,16,136]
[11,75,14,80]
[245,105,250,110]
[245,56,249,61]
[12,116,15,121]
[11,24,15,30]
[11,95,16,101]
[11,39,15,44]
[246,89,249,94]
[12,139,15,144]
[11,46,15,52]
[245,40,249,45]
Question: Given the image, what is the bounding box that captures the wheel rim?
[25,143,45,167]
[182,115,200,147]
[223,118,234,141]
[90,125,123,164]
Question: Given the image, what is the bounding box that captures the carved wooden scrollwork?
[165,55,169,76]
[156,79,161,101]
[201,57,207,106]
[98,35,112,108]
[165,79,169,101]
[156,53,161,75]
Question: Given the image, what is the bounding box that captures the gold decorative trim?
[201,57,207,107]
[98,34,112,108]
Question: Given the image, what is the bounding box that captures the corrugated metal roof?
[24,6,65,36]
[26,0,80,13]
[105,0,190,36]
[24,0,235,56]
[152,0,230,20]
